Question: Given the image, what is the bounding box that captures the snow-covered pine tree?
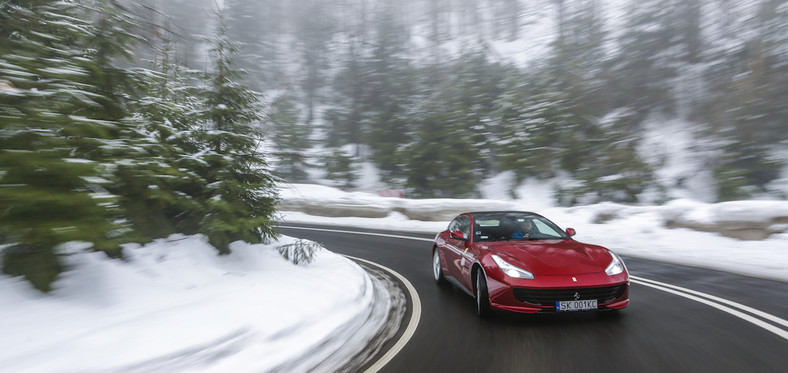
[364,6,419,181]
[703,0,787,200]
[268,95,310,182]
[71,0,210,246]
[495,85,567,182]
[224,0,282,89]
[196,11,279,254]
[0,0,125,291]
[323,149,357,188]
[606,0,682,122]
[128,22,208,240]
[402,82,483,198]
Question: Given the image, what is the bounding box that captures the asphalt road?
[279,224,788,373]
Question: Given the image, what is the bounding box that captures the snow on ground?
[2,182,787,373]
[279,183,788,283]
[538,202,788,282]
[0,235,381,373]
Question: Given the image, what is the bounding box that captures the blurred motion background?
[2,0,788,290]
[140,0,788,203]
[5,0,788,203]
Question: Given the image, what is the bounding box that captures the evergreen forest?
[0,0,278,291]
[2,0,788,290]
[208,0,787,203]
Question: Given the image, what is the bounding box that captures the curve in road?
[281,224,788,372]
[345,255,422,373]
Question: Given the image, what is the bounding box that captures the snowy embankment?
[3,183,787,373]
[280,183,788,283]
[0,235,386,373]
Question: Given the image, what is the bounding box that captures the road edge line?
[631,275,788,330]
[344,255,422,373]
[280,225,434,242]
[631,278,788,341]
[282,225,787,348]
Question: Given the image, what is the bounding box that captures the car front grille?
[512,284,627,306]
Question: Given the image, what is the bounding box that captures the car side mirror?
[566,228,576,237]
[450,230,467,241]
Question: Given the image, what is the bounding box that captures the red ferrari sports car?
[432,211,629,317]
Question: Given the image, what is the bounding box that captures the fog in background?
[3,0,788,289]
[131,0,788,203]
[2,2,787,367]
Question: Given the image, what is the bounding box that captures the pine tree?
[606,0,681,121]
[268,95,310,182]
[549,0,608,116]
[224,0,281,89]
[130,24,208,239]
[364,6,417,180]
[323,149,357,188]
[403,73,483,198]
[494,60,653,205]
[702,0,788,200]
[495,84,567,182]
[403,110,482,198]
[556,113,654,205]
[0,0,125,291]
[78,0,176,244]
[444,53,512,175]
[156,0,214,68]
[196,12,279,254]
[294,0,336,122]
[324,34,366,152]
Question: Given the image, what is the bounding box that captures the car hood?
[485,240,612,275]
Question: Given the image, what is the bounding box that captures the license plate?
[556,299,598,311]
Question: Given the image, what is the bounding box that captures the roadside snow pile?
[279,183,513,221]
[662,200,788,239]
[0,235,378,373]
[567,199,788,240]
[544,203,788,283]
[278,184,788,282]
[280,183,788,239]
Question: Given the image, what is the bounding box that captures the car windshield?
[472,212,569,242]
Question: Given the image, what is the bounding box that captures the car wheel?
[432,249,446,284]
[475,269,491,317]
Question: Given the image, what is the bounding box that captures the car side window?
[448,218,461,233]
[448,215,471,240]
[457,215,471,240]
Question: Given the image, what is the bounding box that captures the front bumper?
[486,271,630,313]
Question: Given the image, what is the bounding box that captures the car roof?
[468,211,544,218]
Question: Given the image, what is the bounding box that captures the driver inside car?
[512,219,534,239]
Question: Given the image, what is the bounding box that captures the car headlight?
[492,255,534,279]
[605,251,625,276]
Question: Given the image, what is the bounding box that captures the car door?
[444,215,472,286]
[456,215,476,290]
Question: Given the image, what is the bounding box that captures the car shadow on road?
[487,308,625,326]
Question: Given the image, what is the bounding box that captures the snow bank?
[663,200,788,239]
[279,183,515,221]
[279,184,788,282]
[563,199,788,240]
[280,184,788,239]
[0,235,378,373]
[4,182,786,373]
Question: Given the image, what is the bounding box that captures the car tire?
[432,249,446,284]
[475,269,491,317]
